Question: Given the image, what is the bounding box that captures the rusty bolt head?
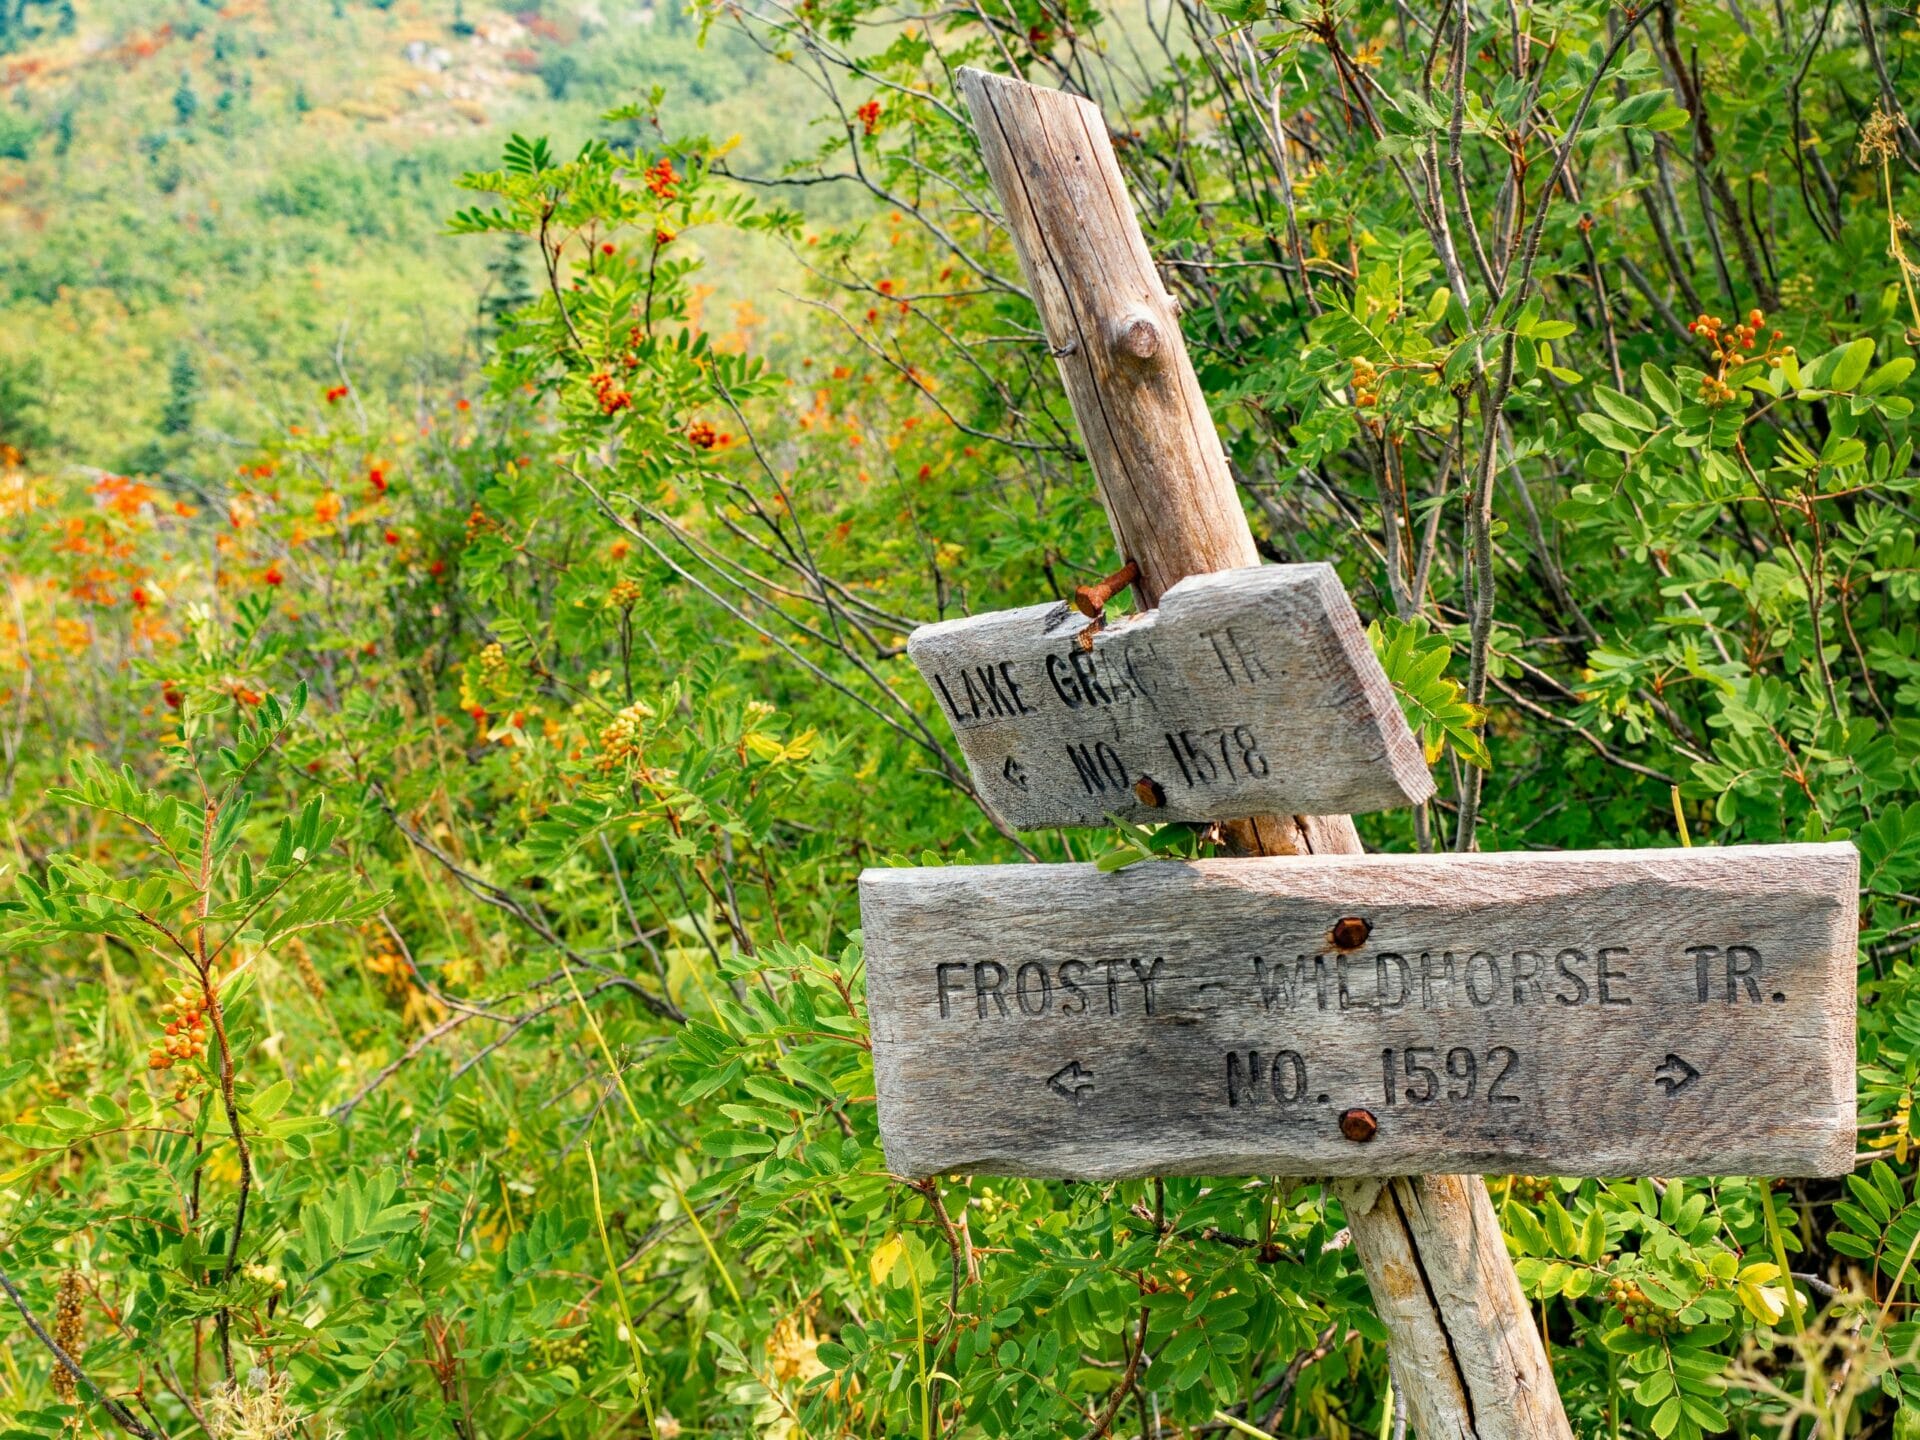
[1339,1108,1379,1143]
[1133,776,1166,808]
[1329,916,1372,951]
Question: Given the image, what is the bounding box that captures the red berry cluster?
[148,991,208,1070]
[645,158,678,201]
[856,99,882,136]
[591,371,632,415]
[324,385,349,404]
[368,465,387,494]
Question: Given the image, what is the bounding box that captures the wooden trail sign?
[911,563,1435,830]
[863,843,1858,1180]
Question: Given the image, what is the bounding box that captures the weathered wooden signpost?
[862,67,1860,1440]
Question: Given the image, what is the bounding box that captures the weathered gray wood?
[957,64,1571,1440]
[955,66,1254,611]
[863,843,1857,1180]
[911,564,1434,830]
[1333,1174,1566,1440]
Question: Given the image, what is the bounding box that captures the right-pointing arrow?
[1653,1053,1700,1096]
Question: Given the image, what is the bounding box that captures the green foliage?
[3,0,1920,1437]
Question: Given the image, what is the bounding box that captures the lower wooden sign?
[861,844,1858,1179]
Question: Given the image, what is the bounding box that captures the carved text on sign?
[860,844,1858,1179]
[907,565,1435,829]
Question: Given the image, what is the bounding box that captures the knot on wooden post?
[1114,312,1162,359]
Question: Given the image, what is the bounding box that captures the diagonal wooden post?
[956,66,1572,1440]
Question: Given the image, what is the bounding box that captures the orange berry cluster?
[1349,356,1381,407]
[645,158,678,201]
[591,371,632,415]
[1687,308,1791,405]
[148,991,208,1070]
[465,504,500,542]
[688,419,725,450]
[1605,1276,1682,1335]
[608,578,644,609]
[1687,308,1783,362]
[598,701,653,769]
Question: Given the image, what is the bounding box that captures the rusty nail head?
[1133,776,1166,808]
[1330,916,1372,951]
[1072,559,1141,619]
[1339,1108,1378,1143]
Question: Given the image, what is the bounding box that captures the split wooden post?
[956,66,1574,1440]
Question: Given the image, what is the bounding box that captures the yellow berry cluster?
[598,701,654,768]
[148,991,208,1071]
[242,1262,288,1295]
[478,643,510,682]
[51,1271,83,1403]
[1508,1175,1553,1204]
[1605,1276,1682,1334]
[608,578,644,610]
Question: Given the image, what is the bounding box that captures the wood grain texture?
[956,66,1255,608]
[862,844,1858,1180]
[1334,1174,1566,1440]
[909,563,1434,829]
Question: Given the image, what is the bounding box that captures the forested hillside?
[0,0,808,468]
[4,1,1920,1438]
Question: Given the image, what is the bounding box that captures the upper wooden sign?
[861,843,1858,1180]
[909,564,1434,830]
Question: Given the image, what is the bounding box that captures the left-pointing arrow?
[1047,1060,1094,1101]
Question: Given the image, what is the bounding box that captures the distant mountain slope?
[0,0,810,472]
